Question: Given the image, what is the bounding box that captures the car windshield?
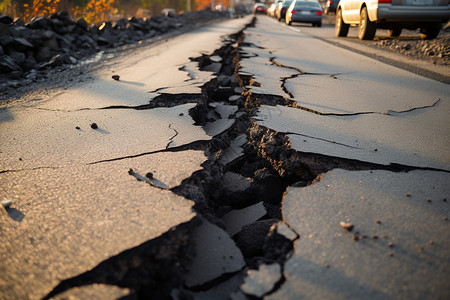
[294,1,321,8]
[283,1,293,7]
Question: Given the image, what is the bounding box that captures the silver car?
[336,0,450,40]
[286,0,323,27]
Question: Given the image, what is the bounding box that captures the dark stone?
[21,56,37,71]
[0,55,22,72]
[9,51,26,65]
[47,54,64,67]
[35,46,53,62]
[42,30,55,40]
[112,75,120,81]
[63,56,77,65]
[0,23,11,36]
[0,14,13,25]
[96,36,110,46]
[26,16,50,29]
[13,18,25,26]
[42,37,59,51]
[9,37,34,52]
[234,219,278,257]
[113,18,128,30]
[91,123,98,129]
[151,16,164,24]
[11,26,32,39]
[76,18,88,31]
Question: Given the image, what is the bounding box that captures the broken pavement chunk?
[221,202,266,236]
[183,218,245,288]
[240,263,282,297]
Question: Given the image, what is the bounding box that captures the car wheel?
[317,21,322,28]
[287,19,291,26]
[420,22,441,40]
[358,7,376,40]
[335,8,349,37]
[387,28,402,37]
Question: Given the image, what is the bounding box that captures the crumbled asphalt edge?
[0,10,233,105]
[39,16,449,300]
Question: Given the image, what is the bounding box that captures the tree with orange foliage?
[73,0,115,24]
[23,0,61,21]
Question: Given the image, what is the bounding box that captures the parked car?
[324,0,338,14]
[276,0,294,20]
[268,3,278,17]
[253,3,268,14]
[286,0,323,27]
[161,8,176,17]
[336,0,450,40]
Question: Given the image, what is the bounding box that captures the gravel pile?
[372,30,450,66]
[0,10,230,90]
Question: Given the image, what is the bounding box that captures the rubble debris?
[112,75,120,81]
[340,221,354,232]
[1,199,12,208]
[221,201,266,236]
[234,219,278,257]
[240,263,282,297]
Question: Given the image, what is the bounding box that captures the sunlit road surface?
[0,16,251,300]
[1,13,449,300]
[247,15,450,299]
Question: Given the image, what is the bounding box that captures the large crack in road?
[5,17,449,299]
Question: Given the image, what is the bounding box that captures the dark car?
[253,4,267,14]
[286,0,323,27]
[324,0,338,14]
[276,0,294,21]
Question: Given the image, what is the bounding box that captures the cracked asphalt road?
[1,14,449,300]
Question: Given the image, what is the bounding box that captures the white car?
[335,0,450,40]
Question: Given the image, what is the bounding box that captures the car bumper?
[290,14,322,22]
[375,5,450,22]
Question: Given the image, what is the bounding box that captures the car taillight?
[291,9,296,14]
[378,0,391,3]
[317,11,322,15]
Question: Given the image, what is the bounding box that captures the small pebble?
[112,75,120,81]
[376,220,382,225]
[179,113,184,116]
[145,172,154,179]
[1,200,12,208]
[91,123,98,129]
[372,234,378,239]
[388,252,394,257]
[426,198,432,203]
[374,148,378,151]
[406,192,411,197]
[388,242,394,248]
[443,216,448,221]
[340,222,354,232]
[76,126,81,130]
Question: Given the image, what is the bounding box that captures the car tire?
[335,8,349,37]
[317,21,322,27]
[420,22,441,40]
[358,7,376,40]
[287,19,291,26]
[387,28,402,37]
